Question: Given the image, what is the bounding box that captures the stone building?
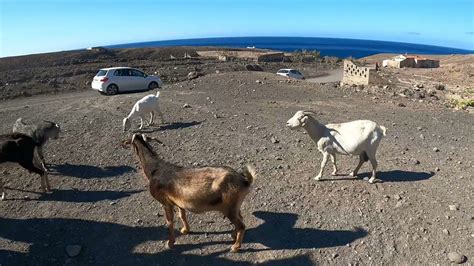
[382,55,440,68]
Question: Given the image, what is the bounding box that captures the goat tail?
[241,165,256,186]
[379,125,387,136]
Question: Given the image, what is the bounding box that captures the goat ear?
[300,116,308,126]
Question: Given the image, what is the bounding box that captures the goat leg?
[228,210,246,252]
[36,146,49,172]
[44,174,51,192]
[157,107,165,124]
[0,178,4,201]
[315,152,329,180]
[368,156,378,184]
[19,160,48,192]
[330,154,338,175]
[164,206,176,248]
[350,154,365,177]
[178,207,190,234]
[148,112,154,126]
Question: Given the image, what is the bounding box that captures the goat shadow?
[183,211,367,252]
[0,216,314,265]
[50,163,135,178]
[247,211,367,251]
[4,188,141,203]
[136,120,203,133]
[321,170,434,183]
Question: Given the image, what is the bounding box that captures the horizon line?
[2,35,473,59]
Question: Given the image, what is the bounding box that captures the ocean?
[106,37,473,59]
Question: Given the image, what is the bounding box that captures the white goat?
[286,110,386,183]
[123,91,164,131]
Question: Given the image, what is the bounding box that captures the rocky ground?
[0,48,473,265]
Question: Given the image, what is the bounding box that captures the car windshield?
[290,70,300,74]
[96,70,108,76]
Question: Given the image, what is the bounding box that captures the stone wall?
[342,60,373,85]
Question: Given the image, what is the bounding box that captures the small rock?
[435,84,445,91]
[448,204,458,211]
[435,167,440,172]
[442,229,450,235]
[447,252,467,264]
[420,134,425,140]
[410,158,420,165]
[187,71,200,80]
[433,147,440,152]
[270,137,279,144]
[66,245,82,257]
[394,194,402,200]
[182,103,191,108]
[332,253,339,259]
[398,103,406,107]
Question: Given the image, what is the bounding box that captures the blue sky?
[0,0,473,57]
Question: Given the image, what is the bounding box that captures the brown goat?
[0,133,49,200]
[126,134,255,252]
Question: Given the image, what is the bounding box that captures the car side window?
[114,70,120,76]
[131,69,144,77]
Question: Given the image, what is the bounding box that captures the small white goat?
[123,91,164,131]
[286,110,386,183]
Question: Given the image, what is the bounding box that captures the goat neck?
[303,115,327,142]
[131,136,160,180]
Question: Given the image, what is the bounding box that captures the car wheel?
[106,84,118,95]
[148,81,159,90]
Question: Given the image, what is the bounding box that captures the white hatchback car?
[91,67,163,95]
[276,69,305,80]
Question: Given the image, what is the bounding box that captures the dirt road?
[0,71,472,265]
[306,69,343,83]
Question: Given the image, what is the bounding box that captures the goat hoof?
[166,240,175,249]
[368,177,376,184]
[331,172,338,176]
[230,245,240,253]
[180,228,189,234]
[349,172,356,177]
[314,176,322,181]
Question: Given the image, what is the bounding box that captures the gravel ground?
[0,71,472,265]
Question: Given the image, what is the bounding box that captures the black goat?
[0,133,49,200]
